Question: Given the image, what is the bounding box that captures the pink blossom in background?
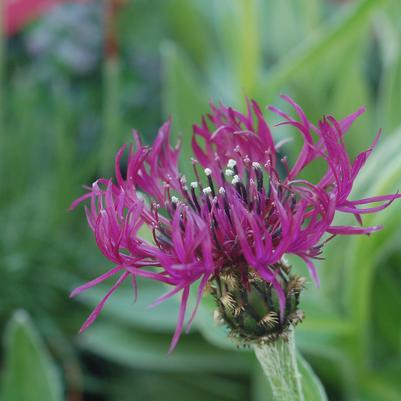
[71,96,400,351]
[4,0,88,36]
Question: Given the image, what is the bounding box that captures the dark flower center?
[151,156,297,260]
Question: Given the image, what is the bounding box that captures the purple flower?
[71,96,399,350]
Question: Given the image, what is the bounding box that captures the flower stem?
[253,327,304,401]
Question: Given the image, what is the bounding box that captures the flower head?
[71,96,399,350]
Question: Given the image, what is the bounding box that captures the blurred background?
[1,0,401,400]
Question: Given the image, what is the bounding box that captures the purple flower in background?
[70,96,399,351]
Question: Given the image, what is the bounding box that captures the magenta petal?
[168,286,190,353]
[298,254,320,287]
[115,144,127,188]
[338,201,396,214]
[79,272,129,333]
[131,273,138,302]
[147,284,185,309]
[69,191,93,211]
[70,265,124,298]
[124,267,176,285]
[327,225,383,235]
[232,207,256,266]
[271,274,286,322]
[348,193,401,205]
[185,273,211,333]
[339,107,365,133]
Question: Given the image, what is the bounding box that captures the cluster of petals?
[71,95,399,351]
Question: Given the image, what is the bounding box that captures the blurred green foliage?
[1,0,401,400]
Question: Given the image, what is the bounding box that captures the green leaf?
[79,321,253,374]
[161,40,208,177]
[99,58,124,175]
[358,364,401,401]
[165,0,212,67]
[377,5,401,134]
[379,40,401,134]
[1,310,63,401]
[260,0,387,96]
[77,278,179,332]
[107,371,247,401]
[298,288,353,342]
[343,127,401,364]
[298,353,329,401]
[260,0,321,61]
[213,0,261,95]
[326,45,373,153]
[370,255,401,357]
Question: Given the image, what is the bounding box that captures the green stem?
[253,327,304,401]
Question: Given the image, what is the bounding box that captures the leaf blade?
[1,311,63,401]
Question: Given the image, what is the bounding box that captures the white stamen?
[190,182,198,189]
[225,169,234,176]
[204,168,212,176]
[171,196,179,204]
[232,175,240,185]
[180,176,187,184]
[218,187,226,195]
[203,187,212,195]
[227,159,237,168]
[252,161,261,169]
